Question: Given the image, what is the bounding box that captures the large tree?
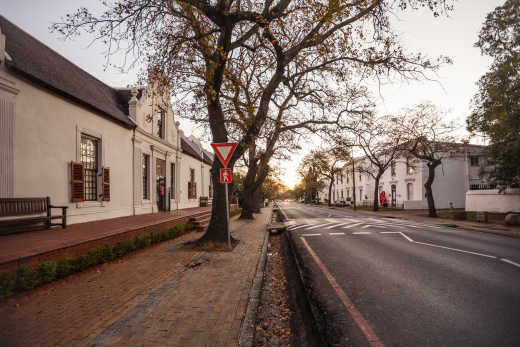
[356,114,406,211]
[467,0,520,187]
[400,103,458,217]
[54,0,453,249]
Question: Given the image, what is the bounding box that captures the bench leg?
[62,207,67,229]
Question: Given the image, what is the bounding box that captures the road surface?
[283,201,520,347]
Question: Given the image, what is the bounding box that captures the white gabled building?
[318,144,490,210]
[0,16,212,224]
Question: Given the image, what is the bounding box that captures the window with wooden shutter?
[102,167,110,201]
[71,161,84,202]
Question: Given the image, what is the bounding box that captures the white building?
[319,144,490,210]
[0,16,212,224]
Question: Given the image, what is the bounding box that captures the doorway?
[391,184,396,207]
[156,159,166,211]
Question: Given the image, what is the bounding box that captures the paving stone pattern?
[0,210,269,347]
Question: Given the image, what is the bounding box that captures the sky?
[0,0,503,188]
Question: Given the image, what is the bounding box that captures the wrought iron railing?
[469,183,497,190]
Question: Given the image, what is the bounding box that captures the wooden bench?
[0,197,68,235]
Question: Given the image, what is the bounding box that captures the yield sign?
[211,142,238,167]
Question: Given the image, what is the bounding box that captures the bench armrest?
[49,205,69,209]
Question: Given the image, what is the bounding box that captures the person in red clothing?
[380,190,388,208]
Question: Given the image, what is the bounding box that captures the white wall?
[466,188,520,213]
[2,69,134,224]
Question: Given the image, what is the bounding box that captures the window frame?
[80,134,100,201]
[142,154,150,200]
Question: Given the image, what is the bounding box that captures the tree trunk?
[240,162,258,220]
[328,179,333,207]
[253,185,263,213]
[373,175,381,211]
[424,161,440,218]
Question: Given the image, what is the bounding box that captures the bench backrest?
[0,198,49,217]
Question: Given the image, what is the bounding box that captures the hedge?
[0,223,193,301]
[230,208,242,218]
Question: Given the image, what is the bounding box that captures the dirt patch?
[254,235,292,346]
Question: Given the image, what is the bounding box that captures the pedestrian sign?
[211,142,238,167]
[220,168,232,184]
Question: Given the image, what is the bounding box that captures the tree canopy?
[467,0,520,187]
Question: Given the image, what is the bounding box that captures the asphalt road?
[282,201,520,347]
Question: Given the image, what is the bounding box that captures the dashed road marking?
[343,222,363,229]
[329,232,345,236]
[380,231,401,234]
[353,231,372,235]
[307,223,334,230]
[325,223,348,229]
[291,224,310,230]
[301,233,322,237]
[361,225,372,229]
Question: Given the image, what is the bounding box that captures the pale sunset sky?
[0,0,502,188]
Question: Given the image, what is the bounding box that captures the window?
[80,134,99,201]
[347,175,349,184]
[359,188,363,200]
[391,161,396,176]
[407,183,413,200]
[406,157,415,175]
[341,190,344,198]
[347,189,350,198]
[142,154,150,199]
[470,156,479,166]
[340,173,343,184]
[156,109,164,138]
[170,163,175,199]
[188,168,197,199]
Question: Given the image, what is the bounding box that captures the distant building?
[0,16,212,224]
[319,144,490,209]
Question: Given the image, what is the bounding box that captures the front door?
[156,159,166,211]
[391,184,396,207]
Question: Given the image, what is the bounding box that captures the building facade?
[319,144,490,209]
[0,16,212,224]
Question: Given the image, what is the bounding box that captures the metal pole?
[352,147,356,211]
[225,182,230,249]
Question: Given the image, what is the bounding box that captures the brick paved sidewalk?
[0,206,211,272]
[0,208,269,347]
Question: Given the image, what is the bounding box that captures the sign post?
[211,143,238,249]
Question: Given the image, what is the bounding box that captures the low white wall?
[404,199,428,210]
[466,188,520,213]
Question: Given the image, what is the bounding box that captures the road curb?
[238,227,269,346]
[284,228,350,346]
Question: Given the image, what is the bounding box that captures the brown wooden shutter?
[71,161,84,202]
[102,167,110,201]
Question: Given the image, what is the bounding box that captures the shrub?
[56,258,71,279]
[114,240,134,258]
[16,265,39,291]
[101,244,114,262]
[0,272,16,299]
[36,262,57,285]
[69,254,90,273]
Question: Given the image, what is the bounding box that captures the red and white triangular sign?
[211,142,238,167]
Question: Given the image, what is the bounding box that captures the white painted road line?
[302,233,322,237]
[307,223,334,230]
[343,218,361,223]
[291,224,310,230]
[380,231,401,234]
[325,222,350,229]
[500,258,520,268]
[413,241,497,259]
[329,232,345,236]
[395,232,497,259]
[361,225,372,229]
[325,218,339,223]
[372,225,387,229]
[343,222,363,229]
[353,231,372,235]
[398,232,415,243]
